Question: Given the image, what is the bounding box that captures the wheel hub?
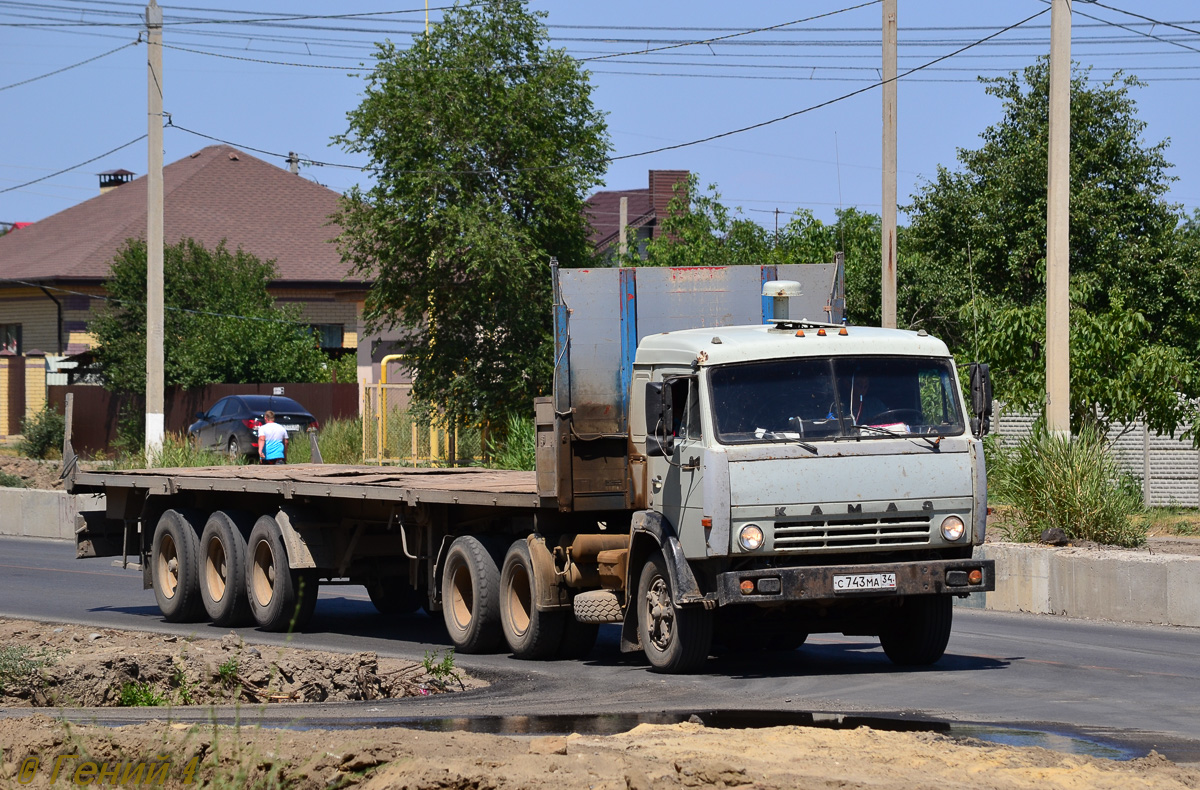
[645,577,675,650]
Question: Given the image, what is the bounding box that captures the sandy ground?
[0,618,483,708]
[0,714,1196,790]
[2,620,1198,789]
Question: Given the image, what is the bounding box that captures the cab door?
[650,376,706,556]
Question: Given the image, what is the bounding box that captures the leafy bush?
[486,413,536,471]
[989,422,1146,547]
[17,403,65,459]
[0,471,25,488]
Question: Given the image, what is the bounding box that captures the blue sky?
[3,1,1199,230]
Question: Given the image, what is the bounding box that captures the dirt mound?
[0,618,481,707]
[0,717,1195,790]
[0,458,64,490]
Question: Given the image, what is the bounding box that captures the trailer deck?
[71,465,542,509]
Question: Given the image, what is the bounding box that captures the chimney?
[98,169,135,195]
[648,170,689,238]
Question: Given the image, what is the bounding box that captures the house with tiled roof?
[585,169,688,260]
[0,145,366,435]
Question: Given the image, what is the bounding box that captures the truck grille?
[773,514,932,551]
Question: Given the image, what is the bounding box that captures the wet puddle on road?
[307,710,1147,761]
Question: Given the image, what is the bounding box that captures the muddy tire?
[199,511,253,626]
[499,539,566,660]
[637,549,712,674]
[879,595,953,666]
[151,509,205,623]
[366,577,424,615]
[441,536,503,654]
[246,515,318,632]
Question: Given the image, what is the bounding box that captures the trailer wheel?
[637,550,712,673]
[499,539,565,660]
[151,509,205,623]
[199,511,252,626]
[366,577,423,615]
[879,595,953,666]
[246,515,318,632]
[441,536,503,654]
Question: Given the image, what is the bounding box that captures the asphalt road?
[2,535,1198,761]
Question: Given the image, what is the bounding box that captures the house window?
[310,324,343,349]
[0,324,20,354]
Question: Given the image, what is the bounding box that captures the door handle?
[682,456,700,470]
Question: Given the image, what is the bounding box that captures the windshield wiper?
[857,423,942,449]
[755,431,819,454]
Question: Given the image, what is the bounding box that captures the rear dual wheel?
[199,511,253,627]
[151,509,206,623]
[246,515,318,632]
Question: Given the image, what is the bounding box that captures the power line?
[1066,1,1200,56]
[609,7,1051,162]
[0,38,137,91]
[0,134,147,194]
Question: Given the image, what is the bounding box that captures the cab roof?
[633,323,953,369]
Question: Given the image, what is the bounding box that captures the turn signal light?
[701,516,713,528]
[968,569,983,585]
[739,580,755,595]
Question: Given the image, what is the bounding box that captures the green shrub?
[17,403,65,459]
[118,681,166,707]
[989,422,1146,547]
[486,413,536,471]
[0,471,25,488]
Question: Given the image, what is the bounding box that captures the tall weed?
[287,418,362,464]
[989,422,1146,547]
[107,432,235,470]
[486,413,536,471]
[18,403,65,459]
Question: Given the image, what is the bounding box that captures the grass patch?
[1143,507,1200,538]
[102,431,236,470]
[287,418,362,465]
[0,470,25,488]
[486,413,535,471]
[118,681,167,707]
[0,645,60,695]
[988,422,1147,548]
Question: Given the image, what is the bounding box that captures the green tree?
[89,238,329,394]
[334,0,609,424]
[904,59,1200,436]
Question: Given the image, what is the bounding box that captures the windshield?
[709,356,965,444]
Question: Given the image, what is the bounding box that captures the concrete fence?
[0,488,104,541]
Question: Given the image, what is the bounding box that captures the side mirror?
[644,381,675,457]
[969,362,993,437]
[194,411,205,420]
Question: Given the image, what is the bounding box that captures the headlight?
[738,524,764,551]
[940,515,966,541]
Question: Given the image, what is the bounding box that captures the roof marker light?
[795,329,805,337]
[817,328,827,337]
[839,327,849,336]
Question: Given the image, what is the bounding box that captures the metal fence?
[361,383,486,466]
[994,406,1200,508]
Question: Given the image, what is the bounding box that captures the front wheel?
[878,595,953,666]
[637,550,712,673]
[246,515,318,632]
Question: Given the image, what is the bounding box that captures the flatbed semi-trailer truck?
[72,261,995,673]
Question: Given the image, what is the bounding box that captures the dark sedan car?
[188,395,318,459]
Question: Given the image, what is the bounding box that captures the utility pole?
[881,0,897,329]
[145,0,164,459]
[1046,0,1071,436]
[618,196,628,258]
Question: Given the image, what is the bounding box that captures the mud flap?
[619,510,715,653]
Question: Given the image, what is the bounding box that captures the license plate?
[833,573,896,592]
[284,424,300,432]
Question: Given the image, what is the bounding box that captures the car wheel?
[227,435,241,460]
